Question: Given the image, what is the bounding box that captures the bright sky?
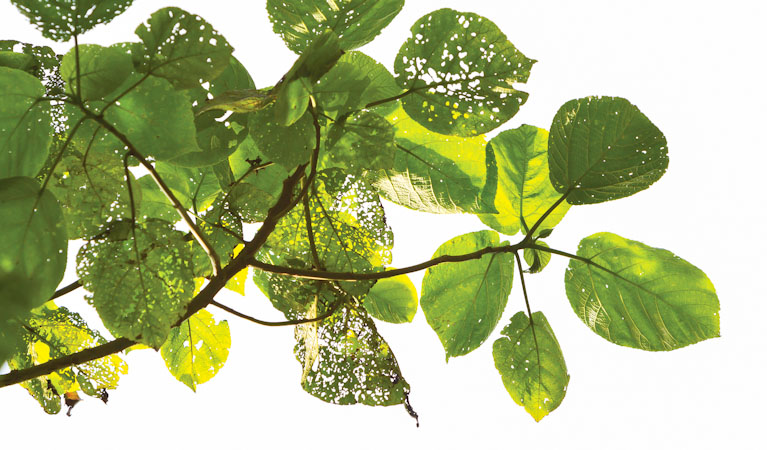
[1,1,765,448]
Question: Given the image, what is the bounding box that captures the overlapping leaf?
[76,219,196,348]
[421,230,514,359]
[394,9,534,136]
[565,232,720,350]
[363,274,418,324]
[11,0,135,41]
[323,110,396,174]
[548,96,668,204]
[60,44,134,100]
[479,125,570,236]
[524,241,551,274]
[493,311,569,421]
[161,309,230,392]
[248,103,315,170]
[267,0,404,54]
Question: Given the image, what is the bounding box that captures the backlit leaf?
[523,241,550,274]
[364,274,418,324]
[248,103,315,170]
[323,110,396,174]
[11,0,135,41]
[565,232,720,350]
[60,44,133,100]
[421,230,514,359]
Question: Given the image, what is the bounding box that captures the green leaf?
[479,125,570,236]
[323,110,396,174]
[76,219,196,348]
[60,44,134,100]
[421,230,514,359]
[364,274,418,324]
[548,96,669,204]
[0,67,52,178]
[314,51,402,118]
[11,0,135,41]
[297,302,411,406]
[523,241,551,274]
[135,7,233,89]
[0,51,35,71]
[248,103,315,170]
[493,311,569,422]
[366,105,497,214]
[161,309,230,392]
[102,75,202,162]
[0,40,63,96]
[267,0,404,54]
[191,202,243,278]
[0,177,67,323]
[153,162,221,213]
[394,9,534,136]
[136,175,178,223]
[565,232,720,351]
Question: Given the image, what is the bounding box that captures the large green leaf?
[153,162,221,214]
[366,105,497,214]
[363,274,418,324]
[548,96,669,204]
[493,311,569,422]
[296,301,411,407]
[323,110,396,174]
[267,0,404,54]
[479,125,570,236]
[11,0,135,41]
[161,309,230,392]
[60,44,134,100]
[135,7,233,89]
[102,75,202,162]
[248,103,315,170]
[0,67,52,178]
[394,9,534,136]
[565,232,720,351]
[0,177,67,323]
[76,219,196,348]
[0,41,64,100]
[421,230,514,359]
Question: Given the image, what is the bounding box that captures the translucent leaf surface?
[153,162,221,214]
[364,274,418,324]
[565,232,720,350]
[366,105,496,214]
[421,230,514,359]
[0,177,67,322]
[493,311,569,422]
[523,241,550,274]
[191,202,243,277]
[479,125,570,236]
[60,44,133,100]
[135,7,233,89]
[0,67,52,178]
[394,9,534,136]
[296,301,411,406]
[323,110,396,174]
[548,96,668,204]
[77,220,196,348]
[267,0,404,54]
[11,0,135,41]
[161,309,230,392]
[248,103,314,169]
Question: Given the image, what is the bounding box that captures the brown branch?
[50,280,83,301]
[210,298,343,327]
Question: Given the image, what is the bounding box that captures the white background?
[1,1,765,448]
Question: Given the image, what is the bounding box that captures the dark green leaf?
[323,110,396,174]
[11,0,135,41]
[267,0,404,54]
[523,241,550,274]
[364,274,418,324]
[565,232,720,350]
[493,311,569,422]
[60,44,134,100]
[548,96,669,204]
[161,309,230,392]
[0,40,63,97]
[153,162,221,213]
[479,125,570,236]
[135,7,233,89]
[421,230,514,359]
[0,51,35,71]
[366,105,497,214]
[76,219,196,348]
[0,177,67,322]
[248,103,315,170]
[0,67,52,178]
[394,9,534,136]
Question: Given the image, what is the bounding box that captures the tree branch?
[50,280,83,301]
[210,298,344,327]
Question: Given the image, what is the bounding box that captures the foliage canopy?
[0,0,720,423]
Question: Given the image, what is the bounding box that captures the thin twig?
[210,299,343,327]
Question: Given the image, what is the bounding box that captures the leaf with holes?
[0,177,67,323]
[323,110,396,174]
[161,309,230,392]
[493,311,569,422]
[565,232,720,350]
[60,44,134,100]
[421,230,514,359]
[479,125,570,236]
[135,7,233,89]
[394,9,534,136]
[76,219,196,348]
[248,102,315,170]
[11,0,135,41]
[267,0,404,54]
[0,67,52,178]
[548,96,669,204]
